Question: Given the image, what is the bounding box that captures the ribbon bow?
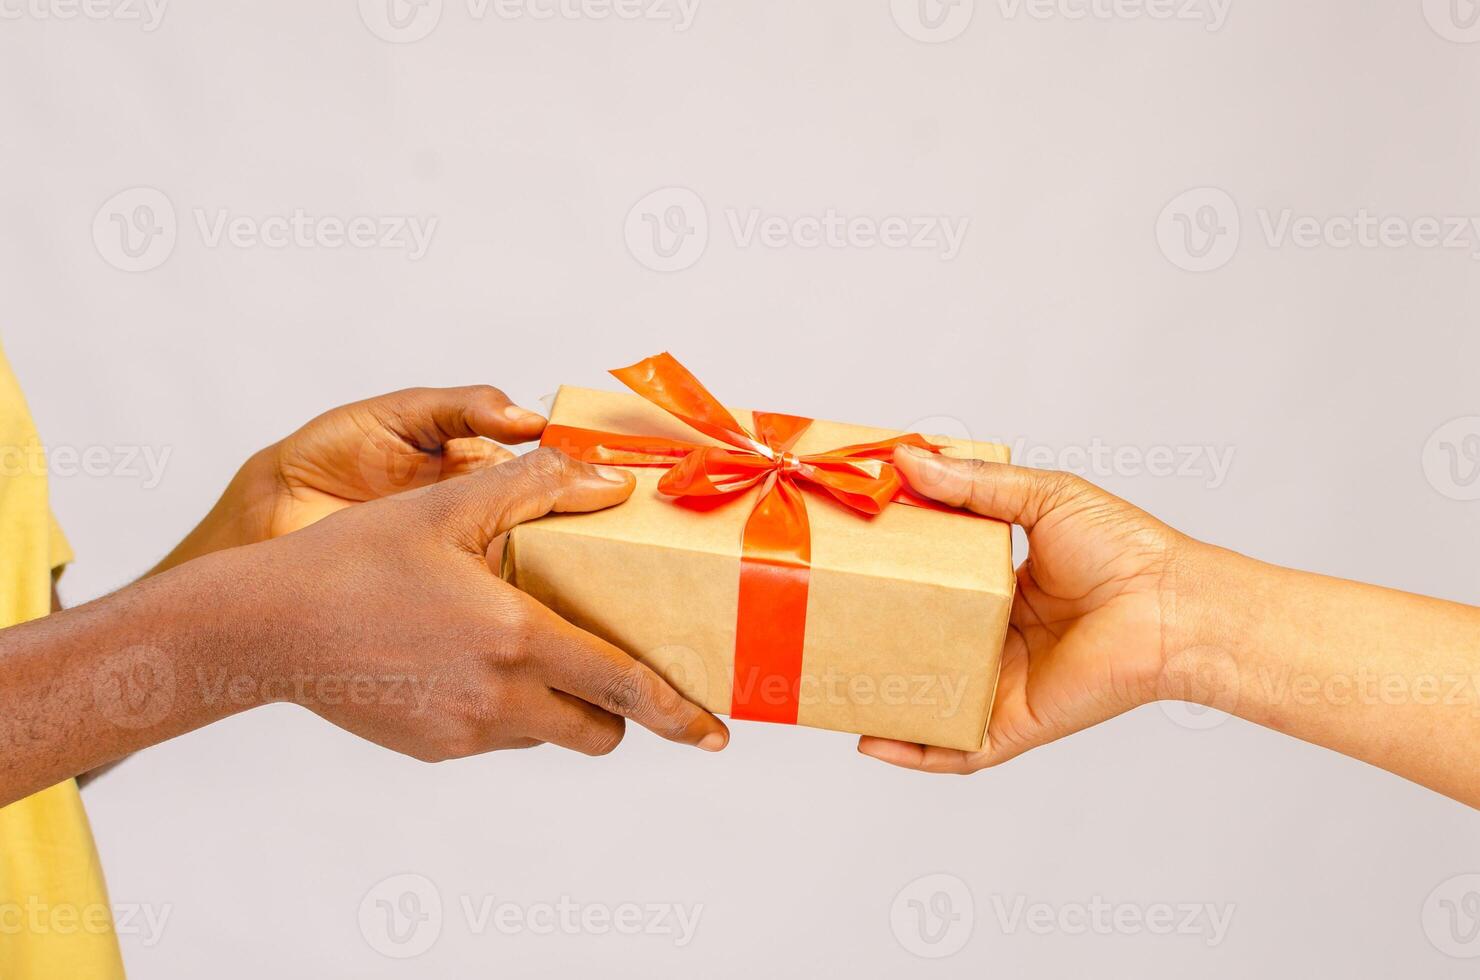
[541,352,948,725]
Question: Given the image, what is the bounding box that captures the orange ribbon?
[542,352,947,725]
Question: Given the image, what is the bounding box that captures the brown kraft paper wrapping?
[504,385,1015,751]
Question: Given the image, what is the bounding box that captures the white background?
[4,0,1480,976]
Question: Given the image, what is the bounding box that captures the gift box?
[504,355,1014,750]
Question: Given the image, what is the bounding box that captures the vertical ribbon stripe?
[731,475,810,723]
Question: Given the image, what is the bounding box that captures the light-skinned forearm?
[1184,544,1480,806]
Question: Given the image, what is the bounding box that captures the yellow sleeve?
[48,510,74,574]
[0,344,125,979]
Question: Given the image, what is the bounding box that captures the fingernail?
[503,405,544,423]
[593,465,631,484]
[698,732,727,752]
[901,444,938,463]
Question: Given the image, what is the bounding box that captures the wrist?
[151,447,283,576]
[97,549,294,733]
[1153,538,1265,715]
[177,538,314,707]
[229,446,286,544]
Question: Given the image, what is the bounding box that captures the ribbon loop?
[611,353,771,457]
[548,353,952,725]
